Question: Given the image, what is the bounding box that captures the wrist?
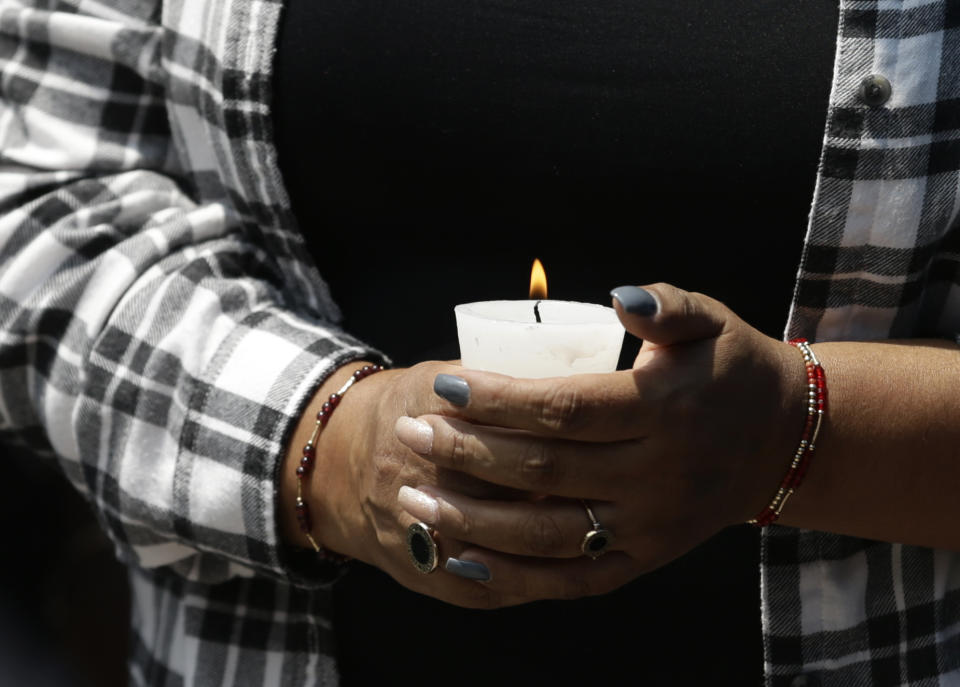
[279,360,379,551]
[747,340,827,526]
[737,337,814,524]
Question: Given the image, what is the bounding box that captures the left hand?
[394,283,808,596]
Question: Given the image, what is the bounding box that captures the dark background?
[0,449,128,687]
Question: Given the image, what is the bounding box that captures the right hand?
[285,360,526,608]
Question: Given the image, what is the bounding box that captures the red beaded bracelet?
[295,363,384,553]
[748,339,826,527]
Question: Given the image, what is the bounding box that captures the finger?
[398,485,616,558]
[390,509,494,590]
[396,415,638,497]
[396,361,470,414]
[609,283,729,350]
[446,547,639,602]
[432,467,531,501]
[431,369,645,441]
[391,511,545,607]
[388,508,634,607]
[388,548,503,609]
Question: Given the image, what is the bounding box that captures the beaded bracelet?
[295,363,384,553]
[748,339,826,527]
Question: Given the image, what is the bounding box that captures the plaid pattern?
[3,0,960,684]
[773,1,960,685]
[0,0,380,683]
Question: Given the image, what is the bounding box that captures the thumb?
[610,283,729,348]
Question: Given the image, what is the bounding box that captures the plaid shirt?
[1,0,960,685]
[774,2,960,686]
[0,0,379,683]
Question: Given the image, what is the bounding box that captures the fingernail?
[398,486,439,524]
[434,374,470,406]
[445,558,491,582]
[394,416,434,454]
[610,286,658,316]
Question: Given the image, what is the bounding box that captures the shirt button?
[858,74,892,107]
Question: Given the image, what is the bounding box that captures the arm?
[278,359,585,607]
[392,283,960,599]
[0,2,381,585]
[0,175,384,583]
[1,4,581,603]
[776,338,960,548]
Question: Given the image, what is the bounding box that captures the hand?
[394,283,807,596]
[282,360,537,609]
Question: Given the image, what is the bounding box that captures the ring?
[579,500,614,559]
[407,522,439,574]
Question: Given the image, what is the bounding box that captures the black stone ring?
[407,522,440,574]
[580,500,615,560]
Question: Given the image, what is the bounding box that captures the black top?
[272,1,838,683]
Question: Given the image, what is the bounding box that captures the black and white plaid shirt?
[2,1,960,685]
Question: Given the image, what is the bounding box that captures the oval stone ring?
[407,522,440,573]
[580,500,615,559]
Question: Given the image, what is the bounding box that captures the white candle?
[455,299,625,378]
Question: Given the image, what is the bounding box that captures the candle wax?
[455,300,624,378]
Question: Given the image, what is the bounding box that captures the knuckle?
[538,384,585,433]
[451,505,473,538]
[519,511,565,556]
[449,428,468,470]
[680,292,699,320]
[518,441,560,488]
[487,377,524,414]
[371,450,403,488]
[407,360,432,378]
[485,379,515,417]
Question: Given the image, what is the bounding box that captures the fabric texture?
[0,0,381,683]
[771,2,960,686]
[2,0,960,685]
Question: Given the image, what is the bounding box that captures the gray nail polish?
[445,558,491,582]
[434,374,470,406]
[610,286,658,316]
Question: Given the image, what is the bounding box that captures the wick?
[534,300,542,323]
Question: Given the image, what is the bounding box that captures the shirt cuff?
[173,306,387,586]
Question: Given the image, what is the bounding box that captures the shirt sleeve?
[0,3,380,585]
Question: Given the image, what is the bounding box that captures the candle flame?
[529,258,548,299]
